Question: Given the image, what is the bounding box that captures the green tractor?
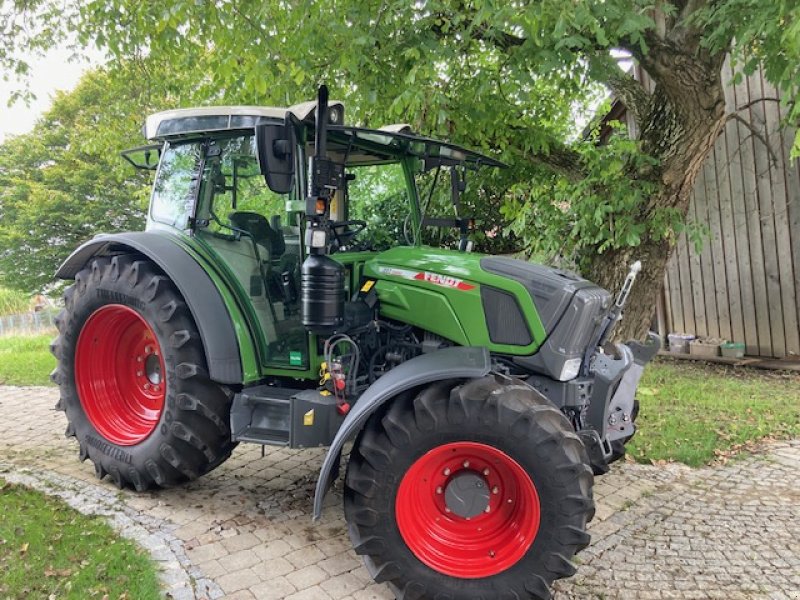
[52,86,658,599]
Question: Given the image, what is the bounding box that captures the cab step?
[230,386,344,448]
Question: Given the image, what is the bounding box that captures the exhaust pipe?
[301,85,345,334]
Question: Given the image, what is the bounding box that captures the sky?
[0,46,102,142]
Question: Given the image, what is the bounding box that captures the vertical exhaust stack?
[301,85,345,334]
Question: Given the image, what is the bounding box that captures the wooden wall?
[659,62,800,358]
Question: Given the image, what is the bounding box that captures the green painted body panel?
[148,231,546,382]
[363,246,547,356]
[186,234,321,382]
[161,232,262,383]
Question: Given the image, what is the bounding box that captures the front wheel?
[51,255,236,490]
[344,375,595,600]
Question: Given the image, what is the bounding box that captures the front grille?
[480,287,533,346]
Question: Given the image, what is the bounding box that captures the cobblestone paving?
[1,385,799,599]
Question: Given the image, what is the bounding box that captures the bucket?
[720,342,745,359]
[667,333,695,354]
[690,338,722,357]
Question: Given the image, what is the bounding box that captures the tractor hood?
[363,247,612,381]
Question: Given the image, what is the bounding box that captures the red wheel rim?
[75,304,166,446]
[395,441,540,578]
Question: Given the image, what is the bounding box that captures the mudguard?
[312,346,492,519]
[55,231,242,384]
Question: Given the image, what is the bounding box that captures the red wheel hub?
[395,441,540,578]
[75,305,166,446]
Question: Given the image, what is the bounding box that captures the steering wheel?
[331,219,368,249]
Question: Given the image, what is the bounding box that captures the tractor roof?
[144,101,345,141]
[143,103,505,168]
[326,126,505,168]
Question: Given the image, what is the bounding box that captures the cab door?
[193,133,309,370]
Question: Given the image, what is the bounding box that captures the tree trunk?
[584,219,672,343]
[583,49,728,342]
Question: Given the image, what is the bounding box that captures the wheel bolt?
[489,550,496,558]
[137,356,143,362]
[145,345,152,353]
[136,370,143,377]
[154,351,159,357]
[492,486,499,494]
[445,507,451,513]
[484,506,491,513]
[507,498,513,503]
[462,460,470,468]
[144,383,150,390]
[436,486,443,495]
[443,468,451,476]
[482,468,490,476]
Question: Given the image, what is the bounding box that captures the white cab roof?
[144,101,343,140]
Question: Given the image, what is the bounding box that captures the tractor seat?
[229,211,285,257]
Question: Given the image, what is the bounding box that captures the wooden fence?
[658,62,800,358]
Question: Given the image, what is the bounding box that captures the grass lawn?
[630,358,800,466]
[0,478,161,599]
[0,334,798,466]
[0,333,56,386]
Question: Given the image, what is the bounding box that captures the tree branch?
[736,97,781,112]
[521,143,586,183]
[589,54,651,126]
[727,113,780,167]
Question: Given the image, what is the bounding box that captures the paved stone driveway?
[1,385,799,600]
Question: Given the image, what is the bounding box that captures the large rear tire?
[51,255,236,490]
[344,375,594,600]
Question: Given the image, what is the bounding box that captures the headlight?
[558,358,582,381]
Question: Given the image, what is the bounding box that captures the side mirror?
[256,115,296,194]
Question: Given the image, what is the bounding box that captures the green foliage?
[501,129,663,268]
[0,70,146,292]
[631,360,800,466]
[0,287,30,315]
[0,56,205,292]
[348,164,411,249]
[1,0,798,297]
[696,0,800,156]
[0,478,161,599]
[0,334,56,386]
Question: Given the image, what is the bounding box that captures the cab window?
[194,134,307,369]
[150,141,202,229]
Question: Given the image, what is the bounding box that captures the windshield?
[345,163,411,249]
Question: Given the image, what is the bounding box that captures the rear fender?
[56,231,245,384]
[312,346,492,519]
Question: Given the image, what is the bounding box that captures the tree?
[0,58,201,292]
[2,0,798,338]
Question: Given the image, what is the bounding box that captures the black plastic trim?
[55,232,242,384]
[312,346,492,519]
[480,286,533,346]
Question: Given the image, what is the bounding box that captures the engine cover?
[480,257,611,381]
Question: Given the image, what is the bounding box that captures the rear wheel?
[51,255,236,490]
[344,375,594,600]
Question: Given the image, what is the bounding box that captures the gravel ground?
[1,385,798,600]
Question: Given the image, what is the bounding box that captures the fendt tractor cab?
[52,86,659,599]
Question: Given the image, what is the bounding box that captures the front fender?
[55,231,244,384]
[312,346,492,520]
